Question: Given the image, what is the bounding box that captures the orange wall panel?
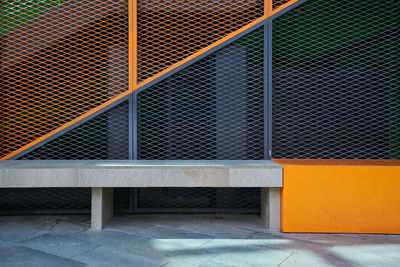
[273,159,400,234]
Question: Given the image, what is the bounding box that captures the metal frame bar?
[128,94,134,160]
[264,18,273,159]
[132,92,138,160]
[265,0,309,159]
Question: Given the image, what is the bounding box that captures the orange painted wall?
[273,159,400,234]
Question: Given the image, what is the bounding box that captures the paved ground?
[0,214,399,266]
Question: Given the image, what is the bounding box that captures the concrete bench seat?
[0,160,282,230]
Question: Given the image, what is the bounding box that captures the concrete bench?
[0,160,282,231]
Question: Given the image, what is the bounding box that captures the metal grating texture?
[19,102,129,160]
[0,187,260,214]
[138,27,265,160]
[0,188,131,214]
[2,0,67,36]
[273,0,291,10]
[137,0,264,82]
[0,188,91,214]
[137,188,260,211]
[272,0,400,159]
[0,0,129,159]
[114,188,133,212]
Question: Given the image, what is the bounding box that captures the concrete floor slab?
[0,214,399,266]
[0,245,85,266]
[71,245,168,267]
[0,222,49,242]
[20,234,101,258]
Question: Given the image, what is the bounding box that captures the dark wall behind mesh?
[138,28,265,160]
[272,0,400,159]
[137,187,260,210]
[0,188,91,213]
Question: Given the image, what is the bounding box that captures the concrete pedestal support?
[91,187,113,230]
[261,187,281,231]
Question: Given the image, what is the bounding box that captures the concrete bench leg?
[261,187,281,231]
[91,187,113,230]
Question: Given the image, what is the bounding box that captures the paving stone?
[21,233,101,258]
[0,245,85,266]
[0,222,48,242]
[286,233,400,246]
[137,225,216,240]
[163,250,217,267]
[106,216,155,234]
[0,240,16,249]
[147,238,213,255]
[203,214,271,233]
[50,220,88,234]
[71,245,168,266]
[330,244,400,266]
[199,242,292,267]
[71,229,150,250]
[177,220,255,239]
[278,251,340,267]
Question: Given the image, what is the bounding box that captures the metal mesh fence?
[138,27,265,160]
[137,25,265,214]
[20,102,129,160]
[0,187,260,214]
[273,0,291,10]
[0,187,132,214]
[272,0,400,159]
[137,0,264,82]
[137,188,260,210]
[0,0,129,159]
[0,188,91,213]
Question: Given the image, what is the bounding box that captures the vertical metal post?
[264,19,273,160]
[129,0,138,161]
[265,0,272,17]
[128,94,134,159]
[129,0,137,89]
[132,92,138,160]
[129,0,138,212]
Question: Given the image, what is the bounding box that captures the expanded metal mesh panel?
[114,188,132,212]
[273,0,291,9]
[0,188,131,214]
[2,0,67,36]
[20,102,129,160]
[137,188,260,210]
[137,0,264,82]
[0,0,129,159]
[0,188,91,213]
[138,28,265,160]
[272,0,400,159]
[0,187,259,214]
